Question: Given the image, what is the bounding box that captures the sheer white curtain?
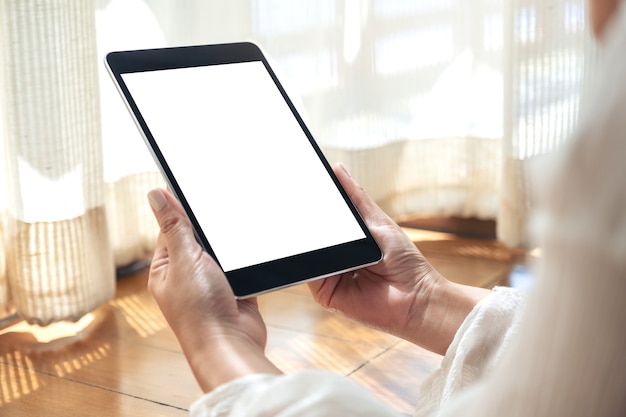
[0,0,165,325]
[499,0,597,246]
[0,0,595,325]
[144,0,595,246]
[0,0,115,325]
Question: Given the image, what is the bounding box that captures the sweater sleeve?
[414,286,525,417]
[189,370,402,417]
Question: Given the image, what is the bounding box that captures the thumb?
[147,188,200,251]
[332,163,393,227]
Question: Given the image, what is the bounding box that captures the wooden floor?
[0,228,528,416]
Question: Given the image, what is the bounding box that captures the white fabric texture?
[0,0,116,324]
[190,2,626,416]
[414,287,524,417]
[190,371,397,417]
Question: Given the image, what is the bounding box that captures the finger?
[307,274,341,306]
[148,187,188,220]
[332,163,394,227]
[149,231,169,274]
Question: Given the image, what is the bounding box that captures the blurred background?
[0,0,595,325]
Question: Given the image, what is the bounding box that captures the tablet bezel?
[105,42,383,298]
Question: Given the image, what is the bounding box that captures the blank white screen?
[122,61,365,272]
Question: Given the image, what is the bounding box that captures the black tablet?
[105,42,382,298]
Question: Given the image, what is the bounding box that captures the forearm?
[181,331,282,393]
[406,276,492,355]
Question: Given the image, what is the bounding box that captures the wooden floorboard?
[0,228,527,416]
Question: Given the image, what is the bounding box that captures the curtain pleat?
[498,0,595,247]
[324,136,501,219]
[0,218,7,318]
[95,0,167,270]
[0,0,114,325]
[7,208,112,324]
[105,172,162,267]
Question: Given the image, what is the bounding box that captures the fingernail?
[339,163,352,178]
[148,189,167,212]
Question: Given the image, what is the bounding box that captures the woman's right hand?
[147,188,281,392]
[308,164,490,354]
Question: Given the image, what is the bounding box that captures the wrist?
[182,329,282,392]
[406,274,491,355]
